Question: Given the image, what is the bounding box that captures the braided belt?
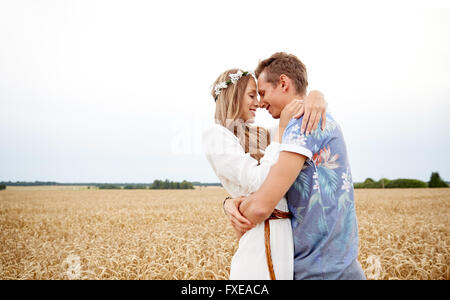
[265,209,292,280]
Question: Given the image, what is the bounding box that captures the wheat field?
[0,186,448,280]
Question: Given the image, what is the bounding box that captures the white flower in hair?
[229,70,243,84]
[214,81,228,96]
[213,70,253,100]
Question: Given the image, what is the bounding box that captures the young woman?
[202,69,326,279]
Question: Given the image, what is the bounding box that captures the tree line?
[191,181,223,187]
[1,173,447,191]
[353,172,448,189]
[0,180,195,190]
[98,180,194,190]
[0,181,61,186]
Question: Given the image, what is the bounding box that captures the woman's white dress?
[202,123,293,280]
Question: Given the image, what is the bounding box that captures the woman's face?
[239,78,259,123]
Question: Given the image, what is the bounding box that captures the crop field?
[0,187,448,280]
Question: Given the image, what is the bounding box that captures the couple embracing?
[203,52,366,280]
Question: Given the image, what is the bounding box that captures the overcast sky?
[1,1,449,183]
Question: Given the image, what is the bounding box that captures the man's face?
[257,71,285,119]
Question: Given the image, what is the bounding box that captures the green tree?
[354,178,383,188]
[379,178,390,189]
[0,184,6,190]
[149,179,194,190]
[384,179,427,188]
[428,172,448,188]
[164,179,170,189]
[98,184,121,189]
[364,178,375,184]
[180,180,194,189]
[151,180,162,189]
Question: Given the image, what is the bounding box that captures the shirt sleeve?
[280,118,315,160]
[202,125,280,195]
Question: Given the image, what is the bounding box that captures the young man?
[225,52,366,280]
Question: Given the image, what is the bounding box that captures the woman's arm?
[298,90,327,135]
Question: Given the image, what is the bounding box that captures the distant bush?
[150,179,194,190]
[97,181,194,190]
[98,184,122,190]
[123,184,149,189]
[354,178,388,189]
[0,181,58,186]
[354,178,426,189]
[191,182,222,187]
[352,182,364,189]
[428,172,448,188]
[379,178,391,187]
[0,184,6,190]
[384,179,427,188]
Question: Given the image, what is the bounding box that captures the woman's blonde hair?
[211,69,270,164]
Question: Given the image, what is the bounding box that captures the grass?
[0,187,448,280]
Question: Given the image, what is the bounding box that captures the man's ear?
[279,74,289,92]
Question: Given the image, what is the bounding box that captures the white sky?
[1,0,449,183]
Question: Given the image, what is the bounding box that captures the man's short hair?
[255,52,308,95]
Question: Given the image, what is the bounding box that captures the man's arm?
[238,151,307,224]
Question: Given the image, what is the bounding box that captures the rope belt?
[264,209,292,280]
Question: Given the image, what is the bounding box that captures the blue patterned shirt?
[280,114,362,280]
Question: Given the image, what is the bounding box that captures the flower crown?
[214,70,255,101]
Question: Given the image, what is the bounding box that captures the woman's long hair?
[211,69,270,164]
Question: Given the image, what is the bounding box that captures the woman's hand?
[280,99,304,129]
[277,99,304,142]
[298,90,327,136]
[223,196,255,237]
